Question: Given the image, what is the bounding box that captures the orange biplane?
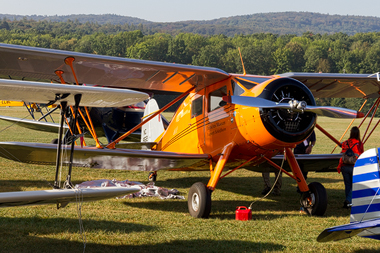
[0,43,378,218]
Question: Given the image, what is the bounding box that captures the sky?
[1,0,380,22]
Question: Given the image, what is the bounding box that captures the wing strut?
[64,57,101,148]
[54,101,68,189]
[106,86,196,149]
[64,94,82,188]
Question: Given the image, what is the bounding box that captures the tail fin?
[350,148,380,239]
[317,148,380,242]
[141,98,165,143]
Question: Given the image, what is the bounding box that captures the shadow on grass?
[0,237,285,253]
[0,217,154,235]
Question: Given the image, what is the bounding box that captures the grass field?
[0,107,380,252]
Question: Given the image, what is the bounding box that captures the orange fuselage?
[156,76,316,168]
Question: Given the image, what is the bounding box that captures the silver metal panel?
[0,79,149,107]
[0,142,210,171]
[0,115,68,133]
[251,154,341,172]
[0,186,140,208]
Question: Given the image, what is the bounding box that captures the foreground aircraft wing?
[0,142,210,171]
[317,219,380,242]
[0,79,149,107]
[0,43,230,93]
[0,115,68,133]
[0,186,140,208]
[279,72,380,99]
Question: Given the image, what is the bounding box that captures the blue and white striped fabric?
[351,148,380,240]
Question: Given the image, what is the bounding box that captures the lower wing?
[0,186,140,208]
[0,142,210,171]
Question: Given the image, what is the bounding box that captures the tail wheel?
[188,182,211,218]
[148,172,157,182]
[300,182,327,216]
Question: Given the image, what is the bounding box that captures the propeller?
[223,95,364,119]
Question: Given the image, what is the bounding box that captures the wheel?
[51,138,59,144]
[148,172,157,182]
[300,182,327,216]
[188,182,212,218]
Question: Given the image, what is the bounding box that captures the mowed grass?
[0,107,380,252]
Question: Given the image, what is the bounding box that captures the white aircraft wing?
[0,186,140,208]
[0,78,149,107]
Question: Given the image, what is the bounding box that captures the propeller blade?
[223,96,364,119]
[303,105,364,118]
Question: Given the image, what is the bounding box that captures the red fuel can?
[235,206,252,221]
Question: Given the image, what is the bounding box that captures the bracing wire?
[249,151,286,209]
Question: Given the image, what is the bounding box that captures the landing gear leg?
[188,182,212,218]
[187,143,234,218]
[284,148,327,216]
[300,182,327,216]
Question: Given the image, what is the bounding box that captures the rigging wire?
[249,151,286,210]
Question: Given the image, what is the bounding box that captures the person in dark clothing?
[294,131,316,181]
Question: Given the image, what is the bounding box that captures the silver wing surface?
[0,79,149,107]
[0,142,210,171]
[0,115,68,133]
[253,154,341,172]
[0,186,140,208]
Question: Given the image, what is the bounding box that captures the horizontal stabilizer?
[317,219,380,242]
[0,79,149,107]
[0,115,68,133]
[0,186,140,208]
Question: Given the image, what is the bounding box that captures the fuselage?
[156,75,316,167]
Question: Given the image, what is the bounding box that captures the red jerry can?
[235,206,252,221]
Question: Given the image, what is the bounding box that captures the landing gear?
[188,182,212,218]
[300,182,327,216]
[148,172,157,182]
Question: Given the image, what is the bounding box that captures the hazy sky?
[1,0,379,22]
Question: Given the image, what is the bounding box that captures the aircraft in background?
[0,43,378,218]
[317,148,380,242]
[0,80,147,208]
[0,100,146,143]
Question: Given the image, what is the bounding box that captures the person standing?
[337,126,364,208]
[294,131,316,181]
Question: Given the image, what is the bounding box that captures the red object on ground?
[235,206,252,221]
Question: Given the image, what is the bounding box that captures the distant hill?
[0,14,152,25]
[1,12,380,36]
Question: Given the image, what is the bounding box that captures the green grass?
[0,107,380,252]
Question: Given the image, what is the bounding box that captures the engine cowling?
[257,78,316,143]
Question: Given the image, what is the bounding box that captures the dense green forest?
[0,17,380,113]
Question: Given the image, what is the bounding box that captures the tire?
[148,172,157,182]
[188,182,212,218]
[300,182,327,216]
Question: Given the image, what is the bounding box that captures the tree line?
[1,19,380,113]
